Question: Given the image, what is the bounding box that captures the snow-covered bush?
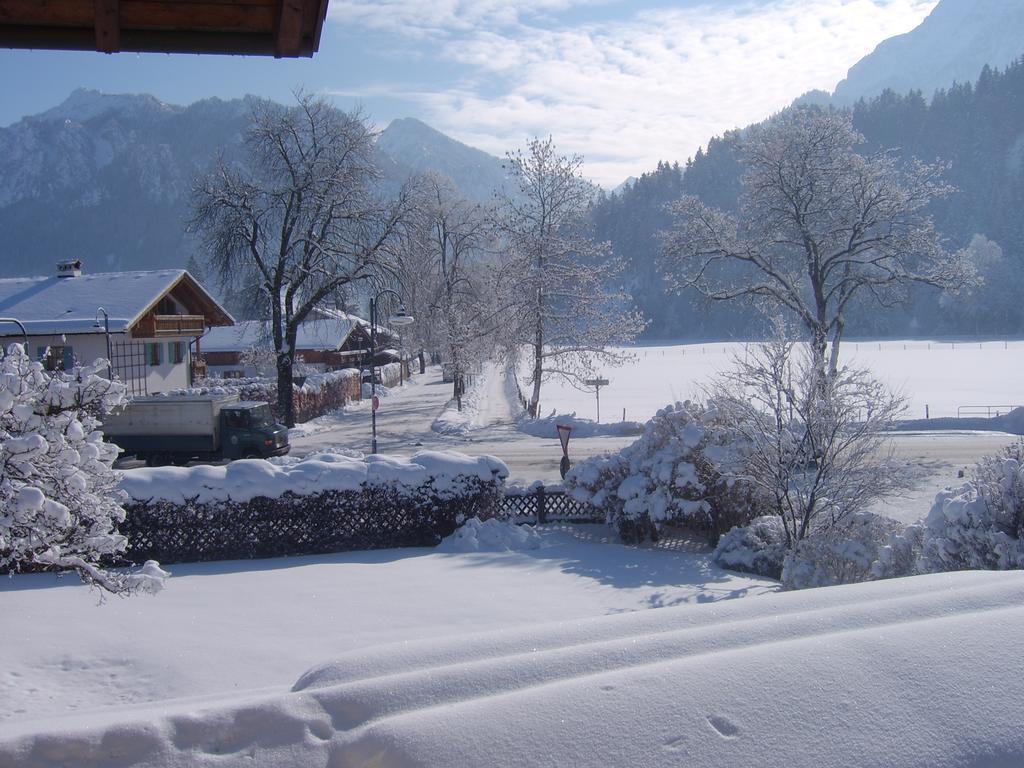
[712,515,788,579]
[780,512,904,590]
[437,518,542,553]
[564,400,766,544]
[118,451,509,563]
[917,442,1024,572]
[0,345,167,594]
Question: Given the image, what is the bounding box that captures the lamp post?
[94,307,111,379]
[0,317,28,356]
[367,289,414,454]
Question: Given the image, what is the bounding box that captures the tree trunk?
[277,328,297,427]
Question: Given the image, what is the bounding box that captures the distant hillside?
[0,90,509,279]
[593,58,1024,339]
[832,0,1024,104]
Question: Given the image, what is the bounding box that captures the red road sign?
[372,395,380,412]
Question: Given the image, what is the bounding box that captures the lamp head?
[388,306,415,327]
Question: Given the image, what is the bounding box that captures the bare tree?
[712,338,910,547]
[497,137,644,417]
[661,107,973,376]
[395,174,500,408]
[192,93,410,426]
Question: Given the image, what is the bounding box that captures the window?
[168,341,186,364]
[146,342,162,366]
[37,345,73,372]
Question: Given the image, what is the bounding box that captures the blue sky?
[0,0,937,186]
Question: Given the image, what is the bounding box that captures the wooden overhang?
[0,0,330,58]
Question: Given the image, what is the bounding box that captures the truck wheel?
[145,453,170,467]
[242,449,260,459]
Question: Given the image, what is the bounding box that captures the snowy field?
[0,527,773,757]
[4,558,1024,766]
[527,340,1024,424]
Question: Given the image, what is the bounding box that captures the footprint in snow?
[706,715,740,738]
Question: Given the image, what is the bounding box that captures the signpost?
[556,423,572,479]
[583,377,609,423]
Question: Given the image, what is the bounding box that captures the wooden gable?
[0,0,330,57]
[130,271,233,338]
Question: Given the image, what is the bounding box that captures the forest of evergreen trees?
[593,57,1024,340]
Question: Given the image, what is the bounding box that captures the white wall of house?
[2,332,193,394]
[20,332,114,369]
[133,336,192,393]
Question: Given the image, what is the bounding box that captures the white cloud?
[328,0,938,186]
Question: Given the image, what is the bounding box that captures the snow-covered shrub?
[871,523,925,580]
[118,451,509,563]
[712,515,788,579]
[564,400,766,544]
[0,345,167,594]
[917,442,1024,572]
[780,512,904,590]
[437,518,542,553]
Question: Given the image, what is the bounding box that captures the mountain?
[832,0,1024,105]
[0,89,251,277]
[592,57,1024,339]
[0,90,509,279]
[376,117,509,203]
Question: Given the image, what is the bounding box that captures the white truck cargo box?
[103,394,240,438]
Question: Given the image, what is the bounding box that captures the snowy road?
[290,365,635,485]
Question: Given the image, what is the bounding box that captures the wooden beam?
[94,0,119,52]
[273,0,302,58]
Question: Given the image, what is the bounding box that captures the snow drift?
[3,571,1024,767]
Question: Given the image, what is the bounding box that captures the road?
[289,366,634,485]
[290,365,1018,517]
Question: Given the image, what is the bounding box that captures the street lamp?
[94,307,112,379]
[0,317,28,356]
[367,289,414,454]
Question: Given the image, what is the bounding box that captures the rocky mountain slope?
[832,0,1024,104]
[0,90,509,278]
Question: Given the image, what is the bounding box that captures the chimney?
[56,259,82,278]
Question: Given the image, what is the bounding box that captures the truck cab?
[219,402,290,459]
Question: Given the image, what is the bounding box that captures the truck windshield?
[246,404,274,428]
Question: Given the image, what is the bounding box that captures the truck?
[102,394,290,466]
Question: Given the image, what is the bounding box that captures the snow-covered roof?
[202,317,368,353]
[0,269,233,336]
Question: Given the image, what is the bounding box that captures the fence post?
[537,485,547,525]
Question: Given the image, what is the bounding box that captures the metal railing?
[957,405,1022,419]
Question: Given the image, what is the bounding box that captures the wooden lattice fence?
[501,487,603,524]
[121,481,504,565]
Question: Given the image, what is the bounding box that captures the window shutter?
[62,347,74,371]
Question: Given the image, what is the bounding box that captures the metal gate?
[110,340,148,396]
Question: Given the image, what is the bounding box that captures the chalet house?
[201,313,400,378]
[0,261,233,394]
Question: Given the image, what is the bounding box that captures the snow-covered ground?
[528,340,1024,424]
[0,527,773,750]
[4,562,1024,767]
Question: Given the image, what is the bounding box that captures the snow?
[0,269,231,336]
[201,316,366,353]
[118,450,509,504]
[436,517,543,552]
[528,340,1024,424]
[4,566,1024,767]
[0,526,774,743]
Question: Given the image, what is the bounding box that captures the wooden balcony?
[135,314,206,337]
